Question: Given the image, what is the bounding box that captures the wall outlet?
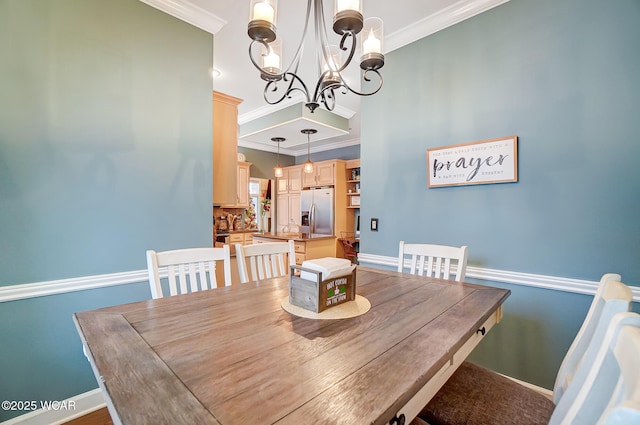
[371,218,379,231]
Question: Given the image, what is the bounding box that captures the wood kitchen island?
[252,233,336,265]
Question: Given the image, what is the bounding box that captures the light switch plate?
[371,218,379,231]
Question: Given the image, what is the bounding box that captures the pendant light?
[301,129,316,174]
[272,137,285,178]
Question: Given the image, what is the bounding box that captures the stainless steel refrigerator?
[300,187,334,235]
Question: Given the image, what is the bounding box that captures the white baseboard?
[0,389,105,425]
[501,374,554,400]
[0,375,552,425]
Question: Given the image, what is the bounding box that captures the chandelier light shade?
[247,0,384,113]
[360,17,384,69]
[272,136,285,178]
[301,129,316,174]
[333,0,363,34]
[248,0,278,42]
[260,37,282,78]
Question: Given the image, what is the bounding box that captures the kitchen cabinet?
[229,231,254,246]
[291,238,336,265]
[277,165,303,194]
[276,193,301,233]
[252,235,335,265]
[276,165,302,232]
[236,161,251,207]
[213,91,242,205]
[302,160,336,187]
[222,161,252,208]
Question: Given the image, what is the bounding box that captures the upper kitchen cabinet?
[213,91,242,205]
[277,165,303,194]
[221,161,252,208]
[302,160,338,187]
[276,165,303,231]
[236,161,251,208]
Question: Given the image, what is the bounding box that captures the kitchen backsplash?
[213,206,258,232]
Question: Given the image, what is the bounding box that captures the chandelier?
[247,0,385,113]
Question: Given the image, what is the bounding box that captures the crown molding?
[138,0,227,34]
[385,0,511,53]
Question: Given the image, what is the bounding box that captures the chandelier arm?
[342,70,384,97]
[315,0,331,77]
[320,88,337,111]
[311,69,325,103]
[282,0,313,75]
[336,32,357,73]
[284,72,313,103]
[249,40,284,78]
[263,72,313,105]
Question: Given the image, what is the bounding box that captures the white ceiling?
[143,0,510,155]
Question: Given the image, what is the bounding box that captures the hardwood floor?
[62,407,113,425]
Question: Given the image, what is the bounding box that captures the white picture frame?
[427,136,518,188]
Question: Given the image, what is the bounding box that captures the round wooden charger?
[280,295,371,320]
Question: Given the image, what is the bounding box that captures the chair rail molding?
[0,270,150,303]
[1,254,639,303]
[358,252,640,302]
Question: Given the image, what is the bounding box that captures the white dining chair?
[549,311,640,425]
[397,241,468,281]
[235,240,295,284]
[146,246,232,299]
[553,273,624,402]
[418,274,633,425]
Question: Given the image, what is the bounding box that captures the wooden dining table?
[74,266,510,425]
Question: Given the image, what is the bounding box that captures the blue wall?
[360,0,640,388]
[296,143,360,163]
[0,0,212,420]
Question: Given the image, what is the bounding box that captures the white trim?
[501,374,554,400]
[0,270,150,303]
[238,139,298,156]
[239,137,361,157]
[238,99,355,125]
[0,374,550,425]
[2,254,639,303]
[358,252,640,302]
[137,0,227,34]
[385,0,512,53]
[0,389,105,425]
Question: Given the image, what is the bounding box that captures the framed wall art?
[427,136,518,188]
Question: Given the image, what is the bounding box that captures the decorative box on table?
[289,257,357,313]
